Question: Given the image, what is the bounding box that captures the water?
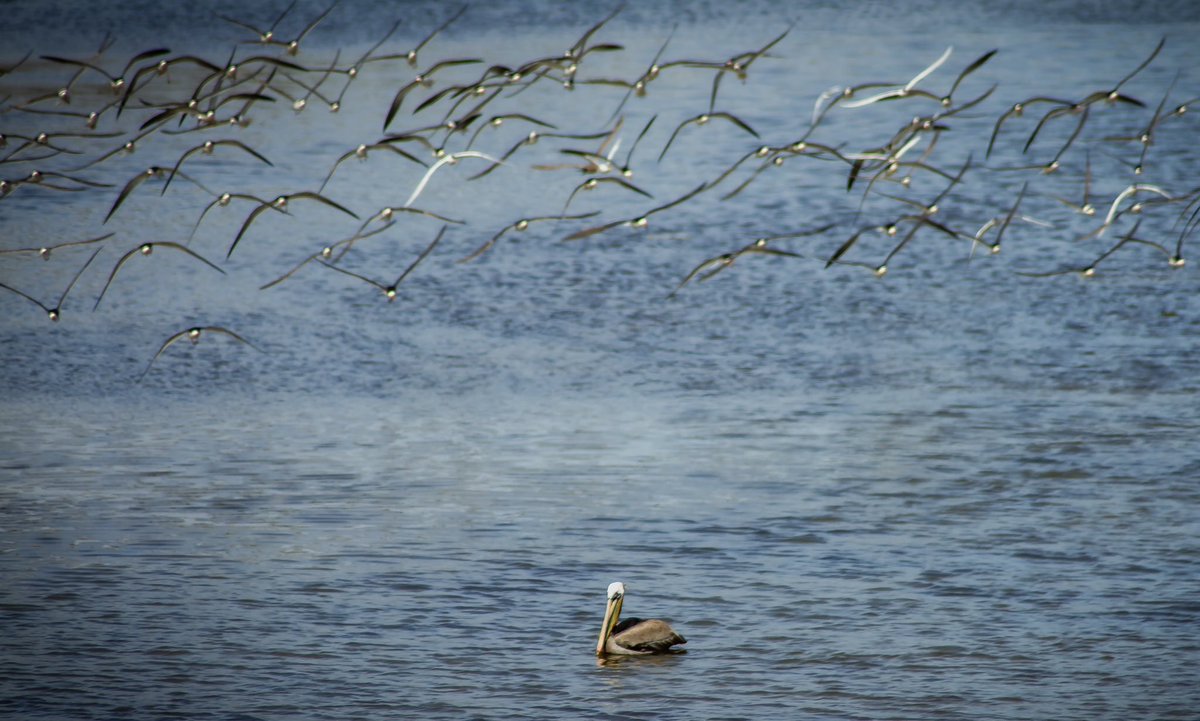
[2,1,1199,719]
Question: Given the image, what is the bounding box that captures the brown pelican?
[595,582,686,656]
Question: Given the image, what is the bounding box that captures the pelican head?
[596,582,626,655]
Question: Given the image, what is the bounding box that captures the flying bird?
[105,166,213,223]
[404,151,502,207]
[560,176,652,215]
[382,57,483,130]
[93,242,225,310]
[668,224,834,297]
[383,5,468,69]
[139,326,261,380]
[319,225,445,301]
[564,182,708,240]
[258,220,401,290]
[188,192,287,243]
[226,191,359,259]
[161,139,272,195]
[0,232,112,260]
[0,246,101,322]
[459,212,600,263]
[319,141,428,193]
[657,111,759,163]
[42,46,170,95]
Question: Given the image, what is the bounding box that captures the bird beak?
[596,594,622,656]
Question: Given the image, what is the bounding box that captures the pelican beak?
[596,593,623,656]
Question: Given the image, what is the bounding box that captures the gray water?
[2,1,1199,719]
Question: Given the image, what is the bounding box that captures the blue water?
[1,1,1199,719]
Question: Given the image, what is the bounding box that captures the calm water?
[2,1,1199,719]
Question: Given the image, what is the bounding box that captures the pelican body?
[596,582,687,656]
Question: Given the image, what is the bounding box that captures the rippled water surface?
[2,1,1199,719]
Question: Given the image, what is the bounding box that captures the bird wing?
[563,219,624,241]
[139,328,194,380]
[290,191,359,219]
[227,201,275,259]
[154,242,227,274]
[611,619,686,653]
[202,326,261,352]
[384,79,422,129]
[712,112,759,138]
[392,226,445,286]
[658,115,700,162]
[93,245,143,310]
[105,167,160,223]
[668,256,728,297]
[56,246,102,312]
[0,282,49,313]
[946,48,997,100]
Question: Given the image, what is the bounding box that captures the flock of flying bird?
[1,2,1198,379]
